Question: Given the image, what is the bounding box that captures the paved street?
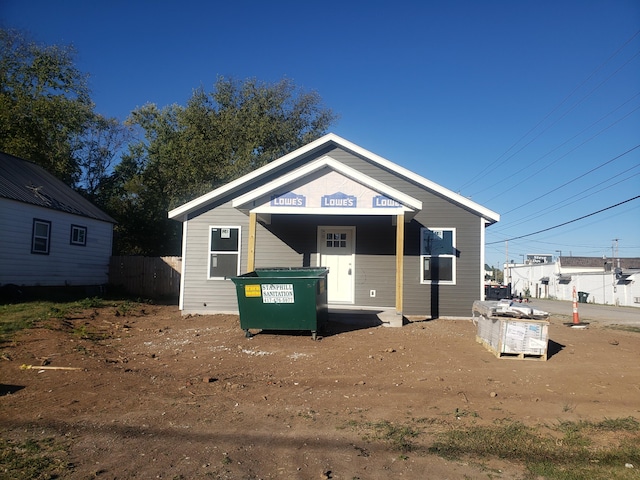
[523,298,640,326]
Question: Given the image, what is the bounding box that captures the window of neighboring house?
[32,219,51,254]
[420,227,456,284]
[70,225,87,246]
[208,226,241,279]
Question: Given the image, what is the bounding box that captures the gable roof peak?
[168,133,500,223]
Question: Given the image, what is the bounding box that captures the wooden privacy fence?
[109,256,181,299]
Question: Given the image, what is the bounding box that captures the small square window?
[70,225,87,246]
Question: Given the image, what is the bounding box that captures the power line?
[490,201,640,246]
[501,143,640,215]
[484,97,640,203]
[489,166,640,233]
[457,29,640,193]
[486,195,640,245]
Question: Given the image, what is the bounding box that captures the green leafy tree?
[0,28,128,193]
[74,115,131,199]
[109,77,336,255]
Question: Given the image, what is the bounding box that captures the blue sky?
[2,0,639,268]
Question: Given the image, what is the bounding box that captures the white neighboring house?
[505,256,640,308]
[0,152,115,288]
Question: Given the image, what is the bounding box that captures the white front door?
[318,226,355,304]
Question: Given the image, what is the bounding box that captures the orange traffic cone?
[566,286,588,328]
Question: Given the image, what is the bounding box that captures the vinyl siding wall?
[0,198,113,286]
[181,204,304,314]
[180,145,485,317]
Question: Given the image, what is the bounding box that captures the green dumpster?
[231,267,329,340]
[577,291,589,303]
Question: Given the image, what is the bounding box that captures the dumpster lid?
[233,267,329,279]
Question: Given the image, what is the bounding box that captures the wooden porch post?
[395,213,404,314]
[247,212,257,272]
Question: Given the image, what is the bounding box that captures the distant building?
[504,256,640,307]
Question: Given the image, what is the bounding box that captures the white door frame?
[317,226,355,304]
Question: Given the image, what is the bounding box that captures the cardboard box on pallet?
[473,300,549,361]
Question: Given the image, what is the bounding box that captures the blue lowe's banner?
[372,195,401,208]
[321,192,357,208]
[270,192,306,207]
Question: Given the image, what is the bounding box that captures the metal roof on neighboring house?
[0,151,116,223]
[559,256,640,269]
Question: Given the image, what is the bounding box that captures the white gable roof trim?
[232,156,423,214]
[168,133,500,223]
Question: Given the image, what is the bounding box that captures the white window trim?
[420,227,457,285]
[70,224,87,246]
[207,225,242,280]
[32,218,51,255]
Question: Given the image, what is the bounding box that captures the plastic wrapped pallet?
[473,300,549,360]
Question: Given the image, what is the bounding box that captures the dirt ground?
[1,301,640,479]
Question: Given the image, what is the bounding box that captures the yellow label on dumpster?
[244,284,261,297]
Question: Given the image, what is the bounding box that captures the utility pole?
[612,239,621,297]
[505,240,509,287]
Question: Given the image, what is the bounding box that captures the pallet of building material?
[474,314,549,361]
[472,299,549,320]
[475,336,547,361]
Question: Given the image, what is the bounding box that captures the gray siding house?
[0,152,115,288]
[169,134,500,320]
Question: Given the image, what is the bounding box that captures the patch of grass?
[77,297,105,309]
[454,408,480,418]
[430,421,557,462]
[595,417,640,431]
[0,301,55,341]
[0,298,135,342]
[345,419,422,453]
[428,417,640,480]
[606,325,640,334]
[558,417,640,434]
[71,323,108,341]
[0,437,70,479]
[114,300,138,317]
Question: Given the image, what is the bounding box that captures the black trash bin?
[231,267,329,340]
[577,291,589,303]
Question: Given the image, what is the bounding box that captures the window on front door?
[325,232,347,248]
